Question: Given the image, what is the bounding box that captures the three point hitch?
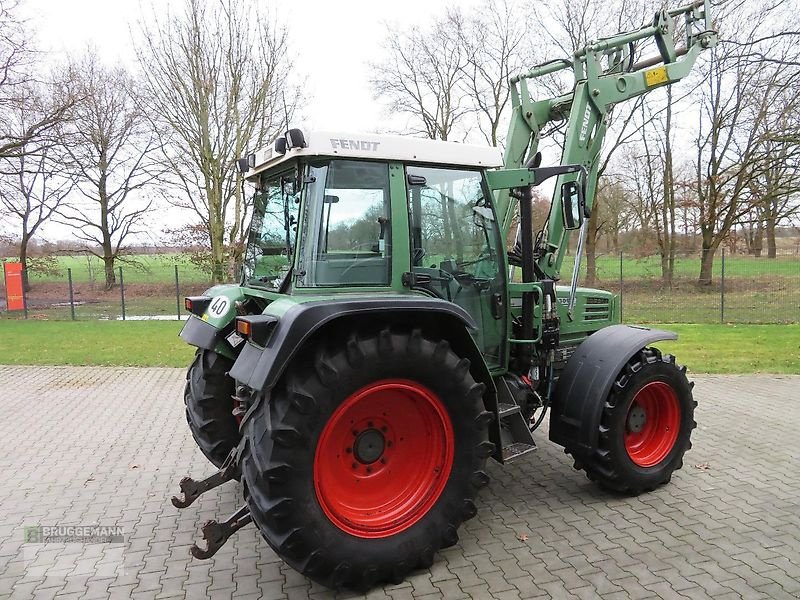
[171,448,252,559]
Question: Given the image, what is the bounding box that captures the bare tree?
[0,85,74,290]
[693,2,800,284]
[136,0,295,283]
[0,1,76,160]
[56,51,162,290]
[457,0,532,146]
[371,12,471,141]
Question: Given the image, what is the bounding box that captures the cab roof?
[244,130,504,180]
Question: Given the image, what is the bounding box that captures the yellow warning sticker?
[644,66,669,87]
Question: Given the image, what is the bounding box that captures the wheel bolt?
[366,467,372,473]
[368,421,374,427]
[345,447,352,454]
[381,426,387,433]
[352,430,358,436]
[380,458,386,464]
[352,462,358,469]
[387,441,392,447]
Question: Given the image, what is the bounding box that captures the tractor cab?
[240,129,505,291]
[238,128,508,364]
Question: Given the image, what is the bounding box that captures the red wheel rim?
[313,379,454,538]
[624,381,681,467]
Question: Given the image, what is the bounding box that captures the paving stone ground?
[0,366,797,600]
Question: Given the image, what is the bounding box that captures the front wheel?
[571,348,696,495]
[239,328,493,590]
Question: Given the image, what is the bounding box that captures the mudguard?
[179,315,224,352]
[229,297,481,392]
[548,324,678,455]
[230,295,504,461]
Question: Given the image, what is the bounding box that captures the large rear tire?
[239,328,493,590]
[184,349,240,468]
[569,347,696,495]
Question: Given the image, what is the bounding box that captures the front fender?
[548,324,678,455]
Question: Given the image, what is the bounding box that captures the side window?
[407,166,500,284]
[299,160,392,287]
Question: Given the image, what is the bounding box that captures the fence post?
[119,266,126,321]
[68,268,76,321]
[619,251,624,323]
[174,264,181,321]
[720,248,725,324]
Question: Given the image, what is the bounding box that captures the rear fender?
[549,324,678,455]
[229,297,502,456]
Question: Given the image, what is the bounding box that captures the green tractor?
[172,0,716,590]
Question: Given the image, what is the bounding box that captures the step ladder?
[496,378,537,462]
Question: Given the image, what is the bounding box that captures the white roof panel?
[247,130,503,178]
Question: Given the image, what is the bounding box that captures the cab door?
[405,165,506,369]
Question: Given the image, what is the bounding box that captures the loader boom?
[495,0,717,282]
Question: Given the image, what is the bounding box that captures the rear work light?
[235,315,279,347]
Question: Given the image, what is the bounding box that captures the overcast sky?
[17,0,492,243]
[23,0,482,133]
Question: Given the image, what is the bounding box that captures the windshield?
[242,169,300,290]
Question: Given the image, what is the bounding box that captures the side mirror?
[560,180,585,230]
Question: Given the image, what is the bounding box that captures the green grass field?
[6,253,211,285]
[562,252,800,280]
[7,251,799,285]
[1,321,797,373]
[0,321,194,367]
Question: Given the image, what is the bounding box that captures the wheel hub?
[627,404,647,433]
[313,379,454,539]
[354,429,385,464]
[624,381,681,467]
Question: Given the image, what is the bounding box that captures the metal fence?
[1,250,799,323]
[569,248,800,324]
[0,259,211,321]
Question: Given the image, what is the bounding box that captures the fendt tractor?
[172,0,716,590]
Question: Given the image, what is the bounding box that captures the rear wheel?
[570,348,696,495]
[240,328,493,590]
[184,349,240,468]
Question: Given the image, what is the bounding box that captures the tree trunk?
[103,238,116,290]
[698,243,715,286]
[765,214,777,259]
[208,207,227,283]
[19,236,30,292]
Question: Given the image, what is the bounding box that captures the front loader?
[172,0,716,590]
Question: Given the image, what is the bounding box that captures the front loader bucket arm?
[496,0,718,265]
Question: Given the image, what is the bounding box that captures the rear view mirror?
[561,181,584,230]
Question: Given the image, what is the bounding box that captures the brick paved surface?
[0,366,797,599]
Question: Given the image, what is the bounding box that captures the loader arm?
[495,0,717,281]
